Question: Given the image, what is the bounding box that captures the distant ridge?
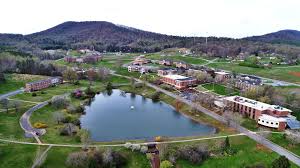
[244,29,300,46]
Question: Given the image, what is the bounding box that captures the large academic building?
[225,96,300,130]
[161,74,197,89]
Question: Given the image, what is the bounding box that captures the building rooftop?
[225,96,292,112]
[215,71,230,75]
[27,77,61,85]
[164,74,194,81]
[259,114,287,122]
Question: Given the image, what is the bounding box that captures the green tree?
[106,82,113,90]
[271,156,290,168]
[160,160,173,168]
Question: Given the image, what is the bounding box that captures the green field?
[199,83,239,96]
[145,54,208,65]
[207,63,300,83]
[0,143,37,168]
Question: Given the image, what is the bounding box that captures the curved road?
[0,89,23,100]
[19,101,48,142]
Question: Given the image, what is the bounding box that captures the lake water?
[80,89,216,141]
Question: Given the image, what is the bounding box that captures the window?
[258,119,260,121]
[271,122,273,125]
[262,120,264,123]
[276,123,278,125]
[266,121,269,124]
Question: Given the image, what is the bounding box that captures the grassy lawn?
[176,136,299,168]
[30,105,81,144]
[39,146,78,168]
[0,143,37,168]
[0,73,47,94]
[268,133,300,156]
[207,63,300,83]
[145,54,208,65]
[200,83,239,96]
[241,118,259,131]
[0,105,36,141]
[68,50,84,57]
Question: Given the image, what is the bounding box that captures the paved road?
[112,73,300,166]
[19,101,48,141]
[0,89,23,100]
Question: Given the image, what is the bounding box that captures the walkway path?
[19,101,49,142]
[0,89,23,101]
[0,132,278,148]
[112,73,300,166]
[32,145,52,168]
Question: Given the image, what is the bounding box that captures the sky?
[0,0,299,38]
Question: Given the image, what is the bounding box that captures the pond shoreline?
[81,88,217,142]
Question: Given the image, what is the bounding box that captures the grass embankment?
[0,73,47,94]
[207,62,300,83]
[268,133,300,156]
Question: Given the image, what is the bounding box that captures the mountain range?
[0,21,300,57]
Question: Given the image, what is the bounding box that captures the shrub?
[271,155,290,168]
[151,91,161,102]
[103,149,127,168]
[106,82,113,90]
[161,160,173,168]
[33,122,48,129]
[60,123,77,136]
[72,118,81,126]
[177,146,209,165]
[61,115,71,123]
[41,91,46,94]
[140,146,148,153]
[134,82,144,88]
[67,105,77,114]
[74,80,80,85]
[66,151,89,168]
[32,93,37,97]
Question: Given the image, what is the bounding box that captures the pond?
[80,89,216,141]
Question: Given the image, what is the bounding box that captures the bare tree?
[13,100,21,113]
[1,98,9,113]
[52,111,65,124]
[98,67,109,81]
[87,69,97,86]
[62,68,78,84]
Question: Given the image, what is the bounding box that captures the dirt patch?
[289,72,300,77]
[256,144,272,153]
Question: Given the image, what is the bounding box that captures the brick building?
[174,61,190,69]
[215,71,231,82]
[235,75,263,90]
[159,59,173,66]
[224,96,300,130]
[157,68,177,76]
[25,77,63,92]
[161,74,197,89]
[64,54,102,64]
[132,56,150,65]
